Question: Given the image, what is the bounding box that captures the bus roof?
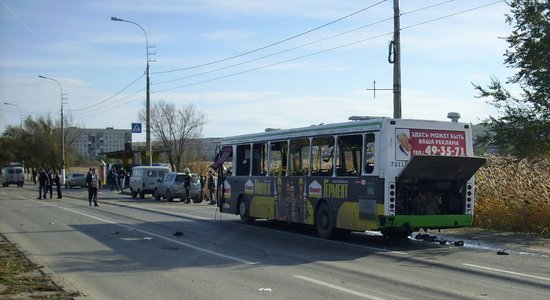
[220,117,470,146]
[220,118,386,145]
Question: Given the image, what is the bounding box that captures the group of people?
[36,168,62,199]
[34,165,218,207]
[108,166,128,192]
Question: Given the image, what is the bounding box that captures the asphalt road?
[1,184,549,300]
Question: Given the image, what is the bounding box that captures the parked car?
[65,173,87,188]
[1,166,25,187]
[154,172,202,202]
[129,166,171,198]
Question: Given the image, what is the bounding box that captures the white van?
[1,166,25,187]
[129,166,170,198]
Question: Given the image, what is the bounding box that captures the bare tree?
[139,101,207,171]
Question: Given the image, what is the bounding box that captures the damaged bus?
[211,116,486,239]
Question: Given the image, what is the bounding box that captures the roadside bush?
[474,155,550,236]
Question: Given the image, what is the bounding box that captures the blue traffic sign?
[131,123,142,133]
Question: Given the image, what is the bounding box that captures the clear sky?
[0,0,514,142]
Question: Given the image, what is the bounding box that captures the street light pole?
[111,16,152,166]
[38,75,65,183]
[3,102,23,127]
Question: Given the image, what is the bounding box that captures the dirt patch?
[0,234,81,299]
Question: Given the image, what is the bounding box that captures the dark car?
[154,172,202,202]
[65,173,87,188]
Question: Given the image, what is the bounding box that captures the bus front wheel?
[238,198,255,224]
[316,202,336,239]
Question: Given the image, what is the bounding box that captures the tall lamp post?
[111,16,152,166]
[3,102,23,127]
[38,75,65,183]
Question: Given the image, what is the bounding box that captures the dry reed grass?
[475,155,550,236]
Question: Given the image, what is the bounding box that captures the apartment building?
[69,127,132,158]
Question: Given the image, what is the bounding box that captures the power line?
[401,0,456,16]
[152,0,505,93]
[71,91,144,120]
[152,16,394,87]
[151,0,388,75]
[67,73,145,112]
[400,0,505,31]
[153,31,392,93]
[152,0,461,88]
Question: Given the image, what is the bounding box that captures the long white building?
[69,127,132,158]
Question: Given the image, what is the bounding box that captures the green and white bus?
[211,116,486,238]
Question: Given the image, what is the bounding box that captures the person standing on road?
[32,169,37,185]
[118,167,127,191]
[53,169,62,199]
[86,168,100,206]
[207,170,216,205]
[183,168,191,204]
[37,168,48,199]
[46,169,53,199]
[109,167,119,192]
[199,175,205,201]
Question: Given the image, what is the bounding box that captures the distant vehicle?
[129,166,171,198]
[1,166,25,187]
[154,172,202,202]
[65,173,87,188]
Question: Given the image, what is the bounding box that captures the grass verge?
[0,234,81,299]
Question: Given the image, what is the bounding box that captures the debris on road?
[414,233,464,247]
[497,249,509,255]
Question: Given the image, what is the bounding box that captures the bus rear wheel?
[238,198,255,224]
[316,202,336,239]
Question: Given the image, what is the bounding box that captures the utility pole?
[111,17,153,165]
[392,0,402,119]
[38,75,67,184]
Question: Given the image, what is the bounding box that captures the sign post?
[131,123,142,133]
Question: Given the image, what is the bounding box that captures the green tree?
[474,0,549,158]
[1,114,81,169]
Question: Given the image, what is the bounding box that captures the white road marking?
[44,203,258,265]
[462,263,550,282]
[294,274,387,300]
[248,225,406,255]
[105,199,407,255]
[109,201,211,220]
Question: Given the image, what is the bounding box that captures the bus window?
[337,134,362,176]
[311,136,334,177]
[269,141,288,176]
[236,144,251,176]
[252,143,267,176]
[222,150,233,176]
[364,133,376,174]
[289,139,310,176]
